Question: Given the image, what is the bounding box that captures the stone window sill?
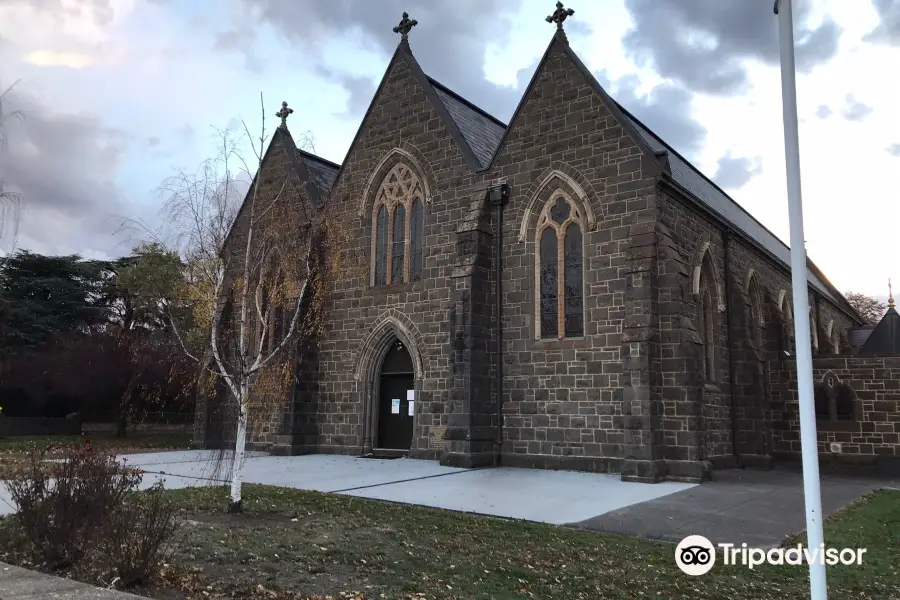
[369,281,421,296]
[815,419,860,432]
[533,337,587,350]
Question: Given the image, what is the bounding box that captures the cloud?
[864,0,900,45]
[222,0,527,121]
[314,67,378,117]
[713,153,763,189]
[596,71,706,159]
[213,25,263,73]
[815,105,832,119]
[888,143,900,156]
[622,0,841,95]
[23,50,95,69]
[0,86,132,257]
[841,94,874,121]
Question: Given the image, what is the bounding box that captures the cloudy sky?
[0,0,897,299]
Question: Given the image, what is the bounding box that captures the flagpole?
[774,0,827,598]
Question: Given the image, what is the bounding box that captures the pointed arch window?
[410,199,423,281]
[781,297,795,355]
[374,206,388,286]
[535,193,584,339]
[747,274,764,354]
[370,163,425,287]
[697,253,718,382]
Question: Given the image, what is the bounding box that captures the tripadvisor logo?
[675,535,867,575]
[675,535,716,576]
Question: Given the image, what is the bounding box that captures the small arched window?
[747,274,764,354]
[810,309,819,353]
[781,297,795,355]
[370,163,425,287]
[697,252,718,382]
[535,193,584,339]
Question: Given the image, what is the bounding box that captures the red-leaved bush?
[3,443,180,587]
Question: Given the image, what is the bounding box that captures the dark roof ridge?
[296,147,342,170]
[614,101,791,262]
[611,100,859,321]
[425,76,509,130]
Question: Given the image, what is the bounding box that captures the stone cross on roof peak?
[276,101,293,129]
[890,278,895,309]
[393,12,418,42]
[546,1,575,30]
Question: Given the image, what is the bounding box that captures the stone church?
[195,5,891,483]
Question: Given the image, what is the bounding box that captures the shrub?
[2,442,180,588]
[4,443,141,569]
[101,482,180,588]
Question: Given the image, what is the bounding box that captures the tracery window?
[536,193,584,339]
[371,163,425,286]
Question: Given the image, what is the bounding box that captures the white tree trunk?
[228,383,250,511]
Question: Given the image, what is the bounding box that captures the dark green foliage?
[0,251,110,353]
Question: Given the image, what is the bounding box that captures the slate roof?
[428,77,506,169]
[417,71,855,317]
[859,305,900,354]
[297,149,340,195]
[614,107,844,307]
[292,39,855,320]
[849,326,875,351]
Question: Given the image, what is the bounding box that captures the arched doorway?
[377,340,415,450]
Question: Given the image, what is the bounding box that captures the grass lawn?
[4,483,896,600]
[0,432,191,479]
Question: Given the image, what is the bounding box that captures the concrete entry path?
[0,451,695,523]
[114,452,697,525]
[573,466,900,548]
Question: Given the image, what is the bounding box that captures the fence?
[0,416,82,437]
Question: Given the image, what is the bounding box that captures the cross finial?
[276,101,293,128]
[890,278,895,309]
[546,1,575,30]
[393,12,418,42]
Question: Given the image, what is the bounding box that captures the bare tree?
[0,81,23,252]
[845,291,888,326]
[152,95,344,512]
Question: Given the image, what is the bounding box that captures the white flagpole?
[774,0,827,598]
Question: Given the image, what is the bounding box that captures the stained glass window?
[536,194,586,340]
[370,163,424,287]
[391,205,406,284]
[540,227,558,339]
[550,197,570,224]
[699,289,709,380]
[374,205,388,286]
[410,198,423,281]
[564,223,583,337]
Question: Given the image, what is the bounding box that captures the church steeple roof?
[860,280,900,354]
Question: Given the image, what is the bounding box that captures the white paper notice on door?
[408,400,415,416]
[391,399,400,414]
[406,389,415,401]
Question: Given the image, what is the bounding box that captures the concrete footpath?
[573,466,900,548]
[0,562,144,599]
